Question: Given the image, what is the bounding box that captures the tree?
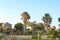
[58,17,60,22]
[47,28,55,40]
[21,12,30,34]
[58,17,60,27]
[0,23,3,32]
[27,21,36,31]
[36,23,44,31]
[0,23,3,39]
[14,23,23,31]
[47,27,60,40]
[57,18,60,40]
[1,22,12,35]
[56,28,60,40]
[42,13,52,31]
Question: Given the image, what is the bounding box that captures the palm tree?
[21,12,30,34]
[42,13,52,31]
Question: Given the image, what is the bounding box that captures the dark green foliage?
[0,23,3,33]
[42,13,52,24]
[21,12,30,20]
[37,23,44,30]
[14,23,23,31]
[0,33,3,39]
[58,17,60,22]
[47,28,60,40]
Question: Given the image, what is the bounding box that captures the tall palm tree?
[42,13,52,31]
[21,12,30,34]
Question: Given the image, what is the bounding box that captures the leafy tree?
[2,27,11,34]
[47,27,56,40]
[58,17,60,22]
[47,27,60,40]
[42,13,52,31]
[0,23,3,39]
[27,22,44,34]
[14,23,23,31]
[35,23,44,31]
[21,12,30,34]
[0,23,3,33]
[56,29,60,40]
[27,21,36,31]
[58,17,60,27]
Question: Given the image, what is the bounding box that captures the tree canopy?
[14,23,23,31]
[42,13,52,25]
[58,17,60,22]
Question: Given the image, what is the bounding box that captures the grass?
[13,37,39,40]
[13,38,30,40]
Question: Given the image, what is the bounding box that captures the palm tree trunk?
[23,24,26,34]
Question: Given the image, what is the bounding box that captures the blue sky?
[0,0,60,28]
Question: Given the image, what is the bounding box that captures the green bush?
[0,33,3,39]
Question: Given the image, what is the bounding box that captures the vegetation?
[0,12,60,40]
[21,12,30,34]
[13,38,30,40]
[42,13,52,31]
[58,17,60,22]
[14,23,23,31]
